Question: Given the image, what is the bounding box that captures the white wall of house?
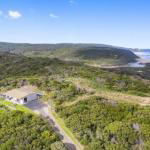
[1,93,38,105]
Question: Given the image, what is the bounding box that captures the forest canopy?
[0,104,66,150]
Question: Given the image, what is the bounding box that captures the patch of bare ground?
[65,77,150,107]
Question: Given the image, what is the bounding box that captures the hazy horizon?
[1,41,150,50]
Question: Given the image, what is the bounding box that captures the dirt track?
[25,100,83,150]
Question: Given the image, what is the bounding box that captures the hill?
[0,42,138,65]
[0,52,150,149]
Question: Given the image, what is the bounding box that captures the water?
[128,62,145,68]
[134,52,150,60]
[128,51,150,68]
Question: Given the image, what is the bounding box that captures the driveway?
[25,100,82,150]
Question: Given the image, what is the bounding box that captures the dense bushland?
[0,42,138,65]
[0,104,66,150]
[0,53,150,150]
[0,53,150,97]
[56,96,150,150]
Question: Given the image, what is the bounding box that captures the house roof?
[3,86,36,99]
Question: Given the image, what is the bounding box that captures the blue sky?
[0,0,150,48]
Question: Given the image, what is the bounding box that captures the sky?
[0,0,150,48]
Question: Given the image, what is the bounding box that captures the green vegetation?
[0,104,66,150]
[0,42,138,65]
[52,111,83,149]
[56,96,150,150]
[0,52,150,149]
[0,53,149,97]
[0,99,33,113]
[104,63,150,80]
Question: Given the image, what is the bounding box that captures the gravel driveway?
[25,100,82,150]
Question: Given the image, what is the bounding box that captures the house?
[0,86,41,105]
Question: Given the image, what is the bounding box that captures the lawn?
[0,99,33,113]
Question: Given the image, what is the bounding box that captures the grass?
[0,99,33,113]
[0,98,83,149]
[65,77,150,106]
[52,111,84,150]
[63,90,150,108]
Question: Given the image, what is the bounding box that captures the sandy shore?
[137,58,150,64]
[86,58,150,69]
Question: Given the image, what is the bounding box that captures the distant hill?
[0,42,138,65]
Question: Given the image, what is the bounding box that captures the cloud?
[69,0,75,4]
[8,10,22,19]
[49,13,59,19]
[0,10,3,16]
